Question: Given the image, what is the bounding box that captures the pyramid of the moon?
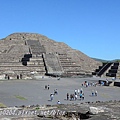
[0,33,101,79]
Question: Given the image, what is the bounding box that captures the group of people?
[82,81,98,87]
[91,89,98,96]
[44,85,50,90]
[50,89,58,101]
[5,74,10,80]
[66,88,84,101]
[17,74,22,79]
[54,89,58,95]
[44,84,60,104]
[5,74,23,80]
[66,83,99,101]
[46,80,99,104]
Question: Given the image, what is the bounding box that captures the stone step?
[0,66,45,71]
[30,58,43,61]
[27,62,44,66]
[62,65,81,67]
[0,62,22,65]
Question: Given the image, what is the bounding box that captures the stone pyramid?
[0,33,101,79]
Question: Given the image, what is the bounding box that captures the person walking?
[57,100,61,104]
[75,94,77,100]
[92,90,94,96]
[95,90,98,96]
[80,88,83,94]
[45,85,47,89]
[77,89,80,95]
[50,93,54,101]
[54,89,58,95]
[67,93,69,100]
[80,93,83,100]
[74,89,77,95]
[48,85,50,90]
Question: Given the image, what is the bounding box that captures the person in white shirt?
[50,93,54,101]
[75,94,77,100]
[57,100,61,104]
[77,89,80,95]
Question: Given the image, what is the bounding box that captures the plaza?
[0,77,120,107]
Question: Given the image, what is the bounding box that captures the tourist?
[47,85,50,90]
[75,94,77,100]
[45,85,47,89]
[92,90,94,96]
[84,81,86,87]
[106,79,109,86]
[92,82,95,86]
[57,100,61,104]
[72,94,75,100]
[5,74,8,79]
[70,94,72,101]
[56,89,58,94]
[50,93,54,101]
[57,77,61,80]
[20,74,22,79]
[95,90,98,96]
[8,75,10,80]
[86,82,88,87]
[54,89,58,95]
[94,82,97,87]
[74,89,77,95]
[67,93,69,100]
[80,88,83,94]
[17,75,19,79]
[70,94,74,101]
[82,94,84,100]
[101,81,104,86]
[79,93,83,100]
[88,82,90,87]
[77,89,80,95]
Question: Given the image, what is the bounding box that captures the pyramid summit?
[0,32,101,79]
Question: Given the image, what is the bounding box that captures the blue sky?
[0,0,120,60]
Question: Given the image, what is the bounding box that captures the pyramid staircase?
[26,40,46,55]
[106,62,119,77]
[92,62,113,77]
[21,40,47,75]
[42,53,63,76]
[58,54,85,77]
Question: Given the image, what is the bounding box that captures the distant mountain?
[92,58,120,63]
[92,58,110,63]
[112,59,120,62]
